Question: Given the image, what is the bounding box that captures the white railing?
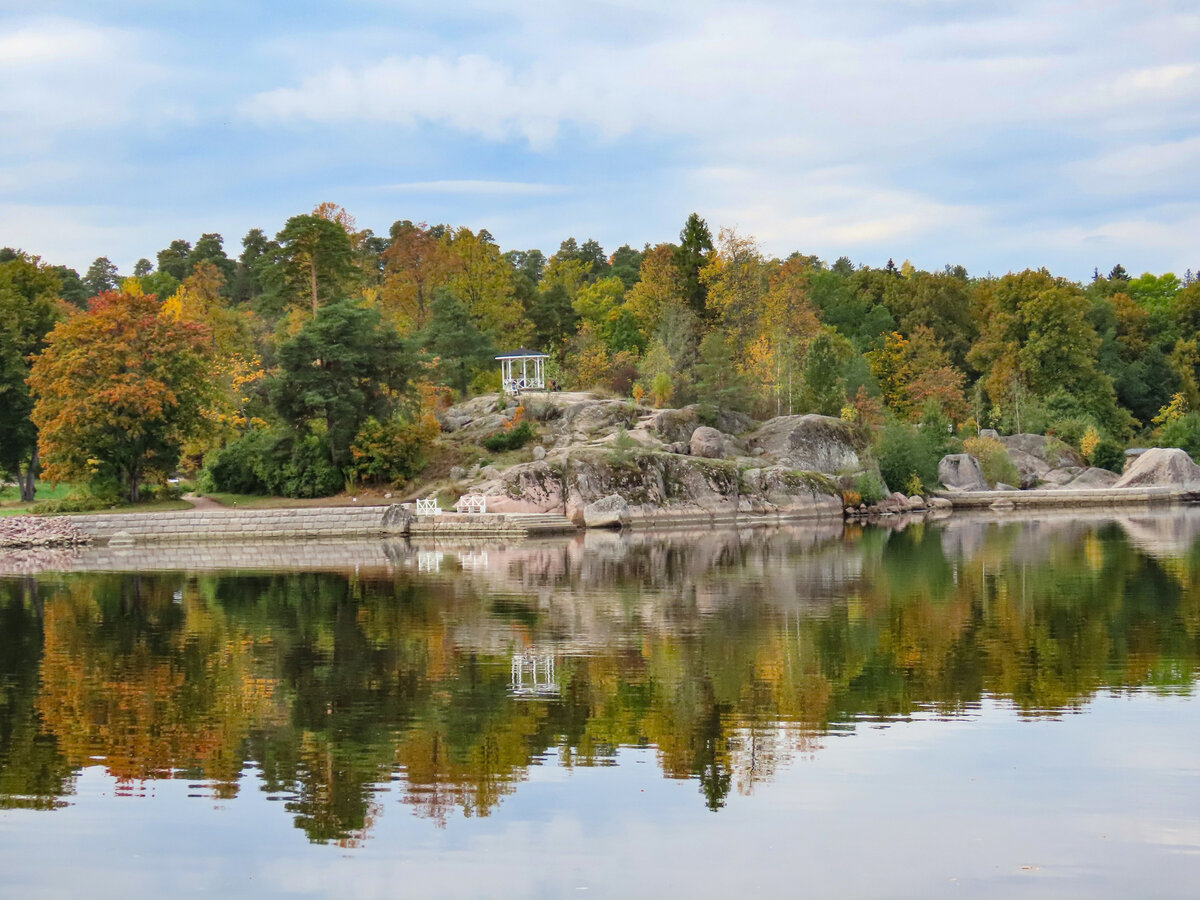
[415,497,441,516]
[454,494,487,514]
[502,376,544,394]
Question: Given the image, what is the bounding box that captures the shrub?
[874,423,941,495]
[1091,438,1126,473]
[1158,412,1200,462]
[201,428,343,498]
[962,436,1020,488]
[31,480,120,513]
[350,416,435,485]
[841,488,862,507]
[853,471,887,505]
[482,420,536,452]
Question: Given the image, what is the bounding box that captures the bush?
[31,480,120,513]
[350,416,433,485]
[201,428,343,498]
[1091,437,1126,473]
[874,423,942,495]
[962,436,1020,488]
[482,420,536,452]
[853,471,887,505]
[1158,412,1200,462]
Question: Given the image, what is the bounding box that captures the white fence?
[454,494,487,514]
[415,497,441,516]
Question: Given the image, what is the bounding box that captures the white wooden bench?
[454,494,487,514]
[415,497,441,516]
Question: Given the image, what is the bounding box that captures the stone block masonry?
[62,505,577,545]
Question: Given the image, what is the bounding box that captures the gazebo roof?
[495,348,548,360]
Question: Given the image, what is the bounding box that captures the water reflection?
[1,510,1198,843]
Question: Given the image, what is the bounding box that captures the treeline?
[2,204,1199,503]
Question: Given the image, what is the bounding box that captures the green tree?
[271,299,416,467]
[83,257,119,296]
[260,214,356,315]
[675,213,713,319]
[420,289,497,396]
[693,331,753,420]
[801,327,854,415]
[0,254,64,499]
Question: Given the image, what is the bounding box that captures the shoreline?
[1,504,1197,577]
[0,484,1197,551]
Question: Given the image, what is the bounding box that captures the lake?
[2,510,1199,898]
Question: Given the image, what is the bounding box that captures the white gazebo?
[497,349,548,395]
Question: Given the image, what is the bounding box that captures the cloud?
[0,17,180,140]
[380,180,564,196]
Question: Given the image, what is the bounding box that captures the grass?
[0,481,71,516]
[201,491,397,509]
[0,481,191,517]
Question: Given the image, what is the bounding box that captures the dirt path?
[182,493,225,510]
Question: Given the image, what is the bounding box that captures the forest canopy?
[3,206,1199,502]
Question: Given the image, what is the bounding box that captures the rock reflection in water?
[0,508,1197,844]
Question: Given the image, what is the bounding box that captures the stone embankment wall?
[64,506,396,544]
[936,485,1200,509]
[61,506,577,545]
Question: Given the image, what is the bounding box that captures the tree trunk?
[18,446,37,502]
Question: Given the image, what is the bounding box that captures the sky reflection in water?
[1,510,1199,898]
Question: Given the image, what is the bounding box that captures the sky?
[2,0,1199,280]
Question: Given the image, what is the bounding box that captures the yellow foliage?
[1080,426,1100,462]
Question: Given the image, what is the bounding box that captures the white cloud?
[380,180,564,196]
[0,18,177,139]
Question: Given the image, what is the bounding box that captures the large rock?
[747,415,868,474]
[1065,467,1121,489]
[1113,448,1200,489]
[938,454,988,491]
[583,494,631,528]
[476,460,565,513]
[1001,434,1085,468]
[689,426,726,459]
[1000,434,1085,489]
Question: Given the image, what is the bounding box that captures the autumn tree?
[700,227,766,357]
[445,227,531,344]
[380,222,460,333]
[0,253,65,499]
[28,290,215,501]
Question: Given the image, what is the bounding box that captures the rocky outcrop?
[938,454,987,491]
[1000,434,1086,487]
[1114,448,1200,489]
[746,415,868,474]
[583,494,631,529]
[473,448,841,524]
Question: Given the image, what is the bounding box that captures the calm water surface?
[2,511,1200,898]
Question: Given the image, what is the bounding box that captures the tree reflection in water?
[1,511,1198,841]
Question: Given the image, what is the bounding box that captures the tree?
[132,258,153,277]
[271,299,416,468]
[156,239,193,281]
[189,233,236,285]
[693,331,753,420]
[83,257,119,296]
[675,213,713,318]
[610,244,645,289]
[28,290,214,502]
[232,228,274,305]
[800,327,854,415]
[0,254,64,500]
[445,227,531,343]
[260,214,356,315]
[700,227,765,357]
[380,222,460,332]
[625,244,686,338]
[420,289,496,396]
[968,270,1130,435]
